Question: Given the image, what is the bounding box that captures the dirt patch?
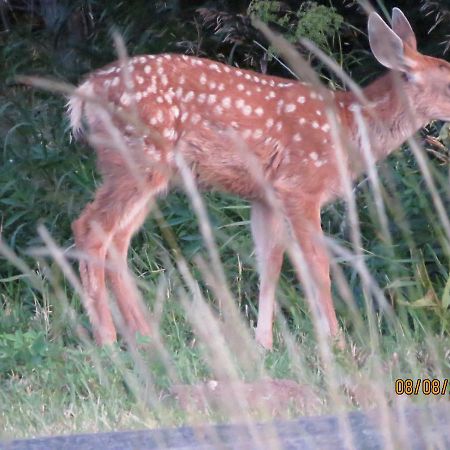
[171,378,322,418]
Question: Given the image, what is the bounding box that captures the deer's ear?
[368,12,413,72]
[392,8,417,51]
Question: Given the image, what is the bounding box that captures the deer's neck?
[339,72,428,165]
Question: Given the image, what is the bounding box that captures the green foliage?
[248,1,344,55]
[295,3,343,50]
[0,330,51,375]
[248,0,290,26]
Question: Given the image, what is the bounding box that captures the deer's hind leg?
[72,182,123,345]
[73,171,168,345]
[105,172,168,342]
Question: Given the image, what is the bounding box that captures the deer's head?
[368,7,450,122]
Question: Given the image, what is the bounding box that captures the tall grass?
[1,0,449,445]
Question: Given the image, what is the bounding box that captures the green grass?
[1,1,450,442]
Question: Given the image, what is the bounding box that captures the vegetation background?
[0,0,450,441]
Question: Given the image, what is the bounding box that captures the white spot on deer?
[235,98,245,109]
[222,97,232,108]
[163,128,177,140]
[163,54,172,60]
[197,93,206,104]
[135,92,142,101]
[253,129,263,139]
[191,113,201,124]
[179,75,186,85]
[161,75,169,86]
[312,121,319,129]
[243,74,251,80]
[214,105,224,115]
[136,75,144,85]
[310,92,317,99]
[245,90,252,96]
[150,117,158,126]
[209,81,217,90]
[207,94,217,105]
[242,129,252,139]
[276,100,284,114]
[209,63,221,72]
[181,111,189,123]
[314,159,327,167]
[184,91,195,102]
[235,70,243,77]
[285,104,296,113]
[218,83,225,91]
[237,84,244,91]
[156,96,164,104]
[269,80,275,87]
[309,152,318,160]
[297,96,306,104]
[255,107,264,117]
[269,91,276,98]
[156,110,164,123]
[253,76,260,82]
[266,118,274,128]
[144,65,151,74]
[293,133,302,142]
[175,87,183,98]
[112,77,119,87]
[322,124,330,132]
[230,121,238,128]
[103,80,111,88]
[261,79,267,85]
[171,106,180,118]
[120,93,131,106]
[224,66,231,73]
[316,110,322,116]
[200,73,207,85]
[275,122,283,131]
[157,66,164,76]
[243,105,252,116]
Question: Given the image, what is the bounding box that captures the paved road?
[2,404,449,449]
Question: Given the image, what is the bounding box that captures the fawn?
[68,8,450,349]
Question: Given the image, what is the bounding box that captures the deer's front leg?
[285,202,339,338]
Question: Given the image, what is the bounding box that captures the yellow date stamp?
[395,378,449,396]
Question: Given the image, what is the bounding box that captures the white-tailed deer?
[68,8,450,349]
